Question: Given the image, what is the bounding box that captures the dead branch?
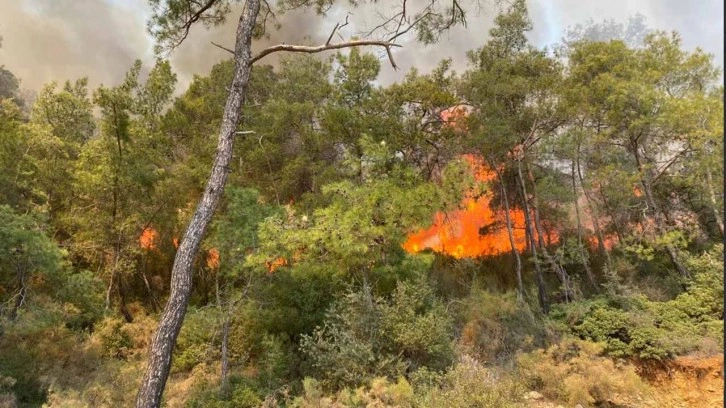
[326,23,340,46]
[251,40,402,69]
[325,13,352,45]
[211,41,235,54]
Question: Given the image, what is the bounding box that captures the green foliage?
[186,379,264,408]
[411,358,525,408]
[173,307,222,372]
[96,318,135,359]
[458,290,545,362]
[209,187,283,280]
[300,278,455,391]
[550,245,724,360]
[0,66,20,101]
[0,205,65,318]
[250,137,469,277]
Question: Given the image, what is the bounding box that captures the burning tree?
[136,0,476,406]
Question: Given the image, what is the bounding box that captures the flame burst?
[404,155,530,258]
[207,248,220,269]
[265,257,288,273]
[140,228,159,250]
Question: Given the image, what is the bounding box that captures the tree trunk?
[118,280,134,323]
[706,168,724,237]
[135,1,261,406]
[516,158,548,314]
[141,254,161,313]
[220,315,231,400]
[9,263,26,321]
[571,160,598,293]
[525,161,573,301]
[491,160,524,301]
[597,182,624,245]
[575,151,612,267]
[632,145,690,280]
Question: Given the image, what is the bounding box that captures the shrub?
[185,378,264,408]
[517,338,649,406]
[458,290,545,362]
[291,376,414,408]
[173,307,222,372]
[96,318,134,360]
[412,356,524,408]
[300,278,455,391]
[549,245,724,360]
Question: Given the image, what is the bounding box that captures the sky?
[0,0,723,94]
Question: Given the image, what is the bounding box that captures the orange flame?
[139,228,159,250]
[403,155,532,258]
[441,105,469,133]
[587,234,617,251]
[206,248,220,269]
[265,257,288,273]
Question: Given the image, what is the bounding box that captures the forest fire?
[206,248,220,269]
[403,155,530,258]
[139,228,159,250]
[265,257,288,273]
[140,228,221,269]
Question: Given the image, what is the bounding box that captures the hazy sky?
[0,0,723,93]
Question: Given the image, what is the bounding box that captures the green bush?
[458,290,545,362]
[550,245,724,360]
[173,307,221,372]
[185,378,264,408]
[411,357,524,408]
[96,318,134,360]
[300,278,455,391]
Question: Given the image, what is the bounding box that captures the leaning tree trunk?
[575,150,612,267]
[525,161,573,302]
[490,160,524,301]
[135,1,262,406]
[571,160,598,293]
[516,158,548,314]
[705,168,724,238]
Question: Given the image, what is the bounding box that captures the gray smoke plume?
[0,0,722,94]
[0,0,152,91]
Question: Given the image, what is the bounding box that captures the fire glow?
[403,155,531,259]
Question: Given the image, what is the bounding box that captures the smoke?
[168,3,328,90]
[0,0,722,94]
[0,0,152,91]
[0,0,327,94]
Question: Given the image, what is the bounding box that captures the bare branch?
[385,46,399,70]
[211,41,235,54]
[389,11,435,42]
[326,23,340,46]
[251,40,403,69]
[326,13,351,45]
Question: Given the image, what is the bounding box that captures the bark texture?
[516,158,548,314]
[571,160,598,293]
[135,1,261,406]
[492,161,524,301]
